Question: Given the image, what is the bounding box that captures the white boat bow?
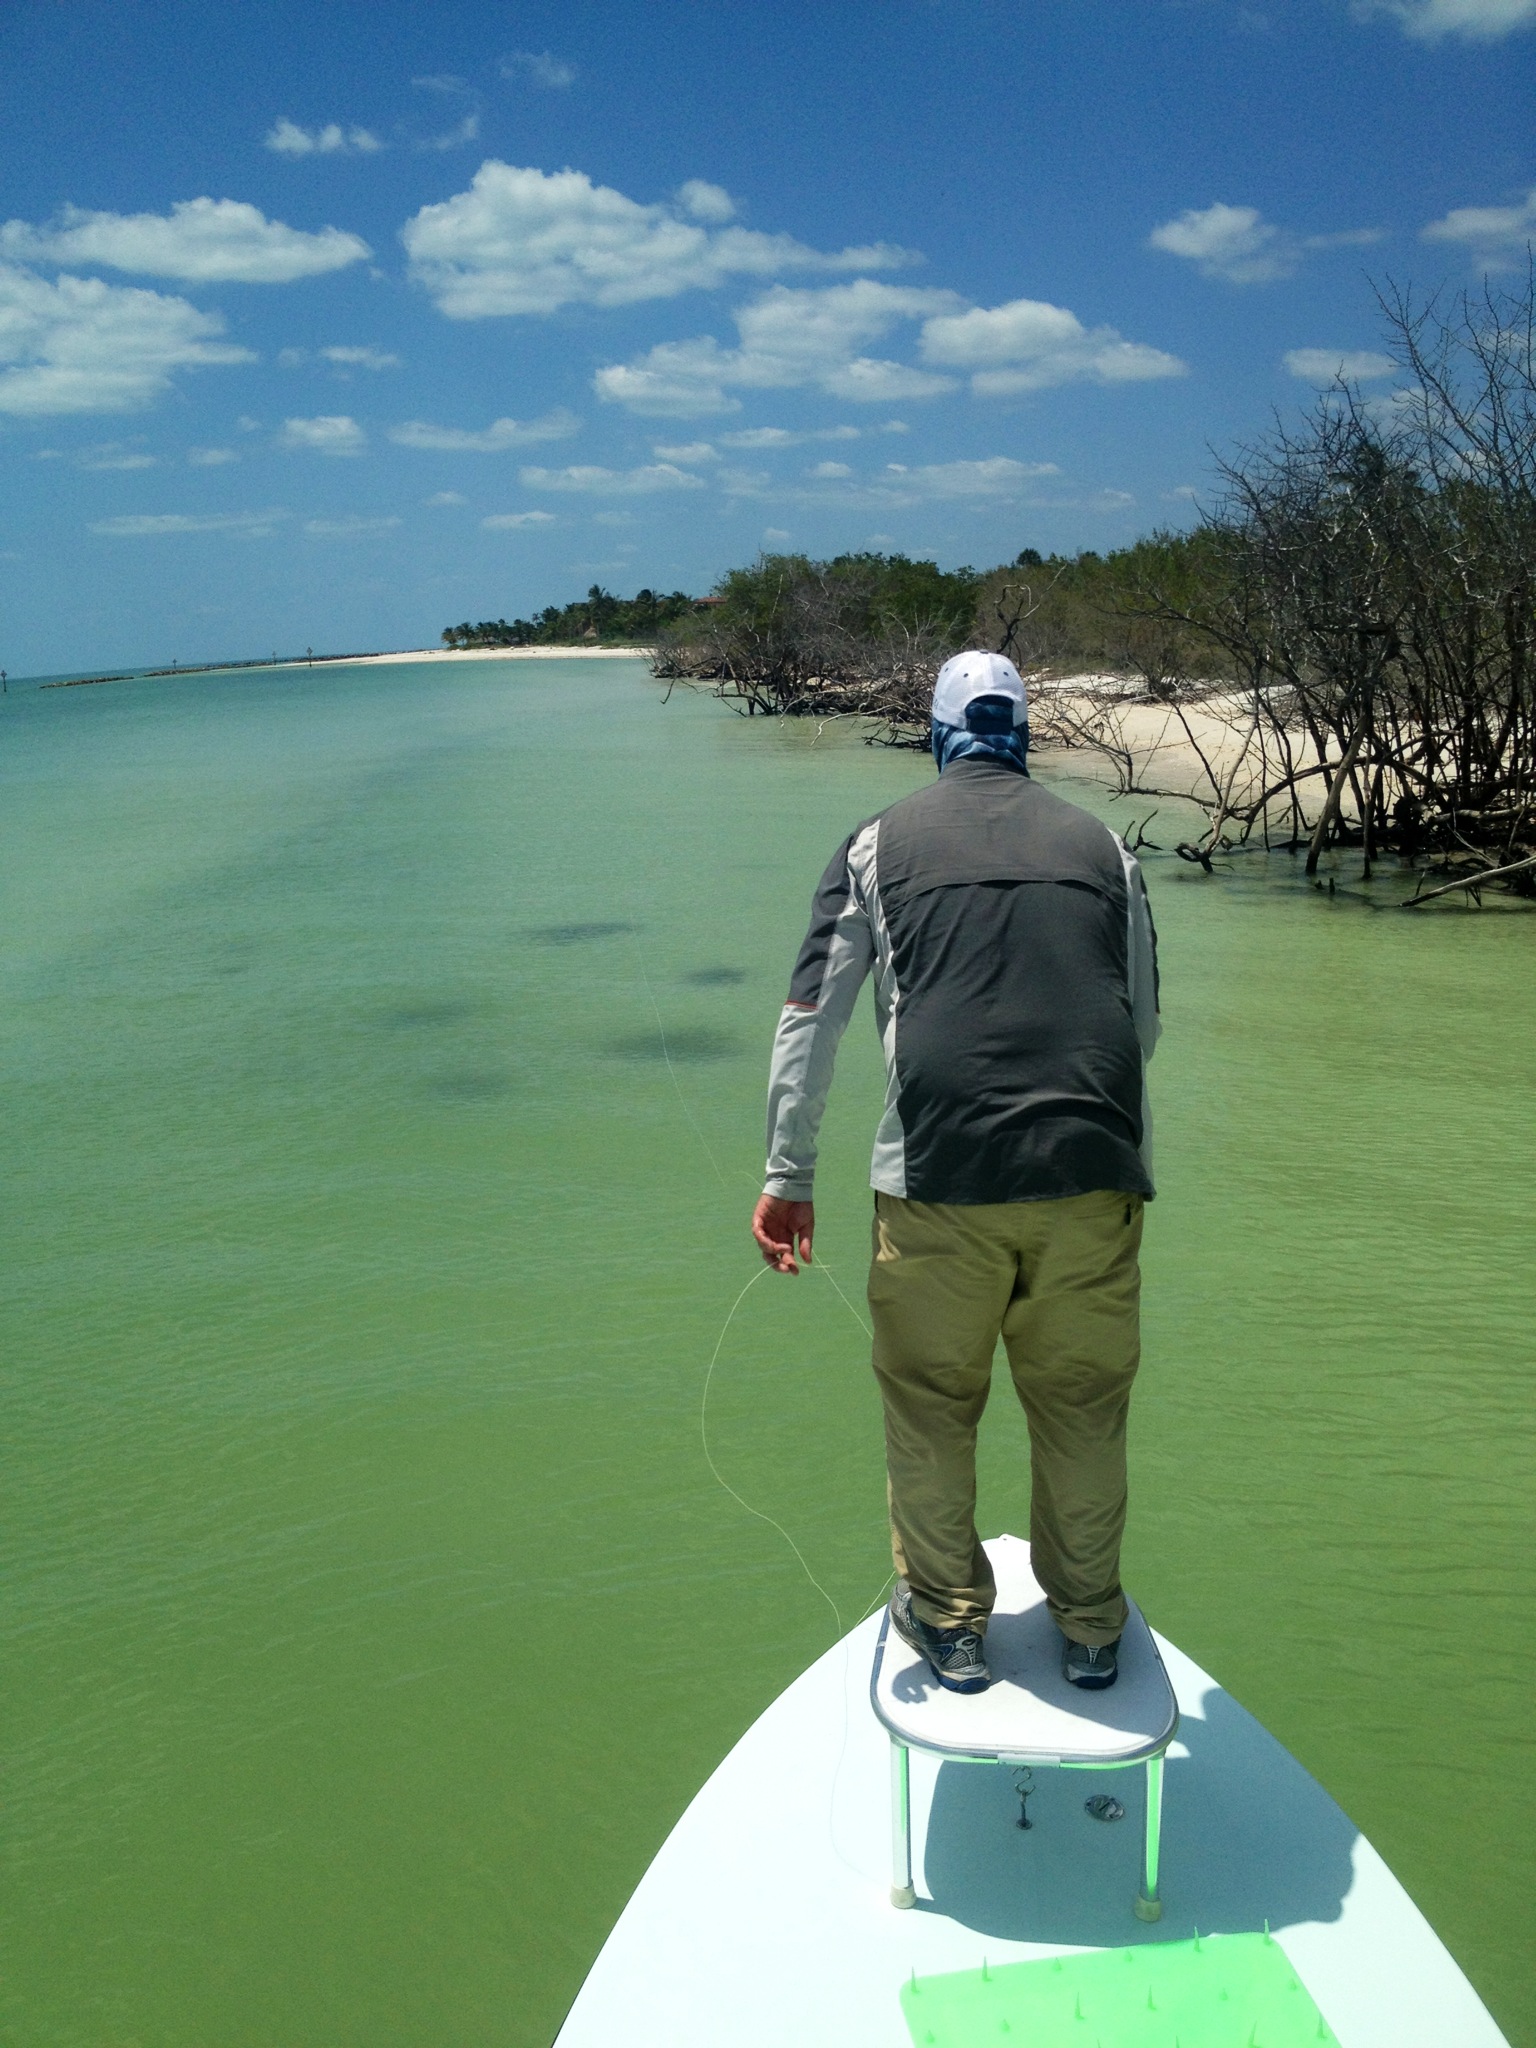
[555,1548,1507,2048]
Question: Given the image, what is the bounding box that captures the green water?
[2,658,1531,2047]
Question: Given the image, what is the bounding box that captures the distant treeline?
[649,541,1222,742]
[442,585,703,647]
[441,276,1536,899]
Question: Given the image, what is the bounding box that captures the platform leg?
[1134,1751,1164,1921]
[889,1739,915,1908]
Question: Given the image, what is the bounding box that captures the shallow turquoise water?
[1,657,1531,2046]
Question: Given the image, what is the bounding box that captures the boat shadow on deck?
[918,1685,1358,1945]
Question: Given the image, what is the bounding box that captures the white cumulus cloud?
[482,509,558,528]
[1149,203,1296,283]
[0,198,369,284]
[844,457,1061,505]
[1422,188,1536,264]
[265,118,384,156]
[675,180,736,224]
[594,280,959,416]
[718,424,861,447]
[89,508,286,537]
[919,297,1186,392]
[425,490,467,505]
[38,438,157,470]
[1149,203,1382,284]
[303,515,402,537]
[652,440,720,462]
[424,115,481,153]
[387,408,580,451]
[400,162,915,318]
[0,263,253,415]
[89,444,155,469]
[322,345,401,369]
[188,446,238,465]
[1284,347,1397,381]
[516,462,707,494]
[598,281,1179,416]
[280,414,367,455]
[501,51,576,88]
[723,454,1061,507]
[1354,0,1536,37]
[891,457,1060,499]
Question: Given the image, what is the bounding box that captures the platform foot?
[1133,1892,1162,1922]
[890,1883,917,1910]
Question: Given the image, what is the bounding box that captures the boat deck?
[554,1587,1507,2048]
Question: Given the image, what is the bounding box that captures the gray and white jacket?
[764,757,1161,1207]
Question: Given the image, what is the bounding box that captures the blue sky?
[3,0,1533,674]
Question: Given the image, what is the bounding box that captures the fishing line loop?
[630,930,875,1638]
[699,1264,845,1637]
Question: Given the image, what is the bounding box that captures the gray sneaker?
[889,1584,991,1694]
[1061,1634,1120,1690]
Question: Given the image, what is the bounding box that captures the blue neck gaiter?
[931,692,1030,775]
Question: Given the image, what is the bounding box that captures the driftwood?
[1401,850,1536,906]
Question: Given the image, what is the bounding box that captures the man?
[750,650,1159,1696]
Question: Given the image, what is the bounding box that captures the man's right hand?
[752,1194,815,1275]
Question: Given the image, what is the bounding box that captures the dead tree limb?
[1304,722,1370,876]
[1401,850,1536,905]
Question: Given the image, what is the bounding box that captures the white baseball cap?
[931,650,1028,728]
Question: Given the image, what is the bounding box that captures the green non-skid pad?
[899,1932,1340,2047]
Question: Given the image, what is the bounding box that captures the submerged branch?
[1401,850,1536,906]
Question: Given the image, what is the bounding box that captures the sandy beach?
[271,644,657,671]
[40,644,664,691]
[1035,686,1259,796]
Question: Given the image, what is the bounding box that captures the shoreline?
[34,653,1250,814]
[28,652,1277,819]
[38,644,658,689]
[271,644,657,670]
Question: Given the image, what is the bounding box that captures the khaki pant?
[868,1188,1143,1647]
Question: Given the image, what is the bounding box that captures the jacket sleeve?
[763,831,875,1200]
[1127,854,1161,1064]
[1118,842,1162,1188]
